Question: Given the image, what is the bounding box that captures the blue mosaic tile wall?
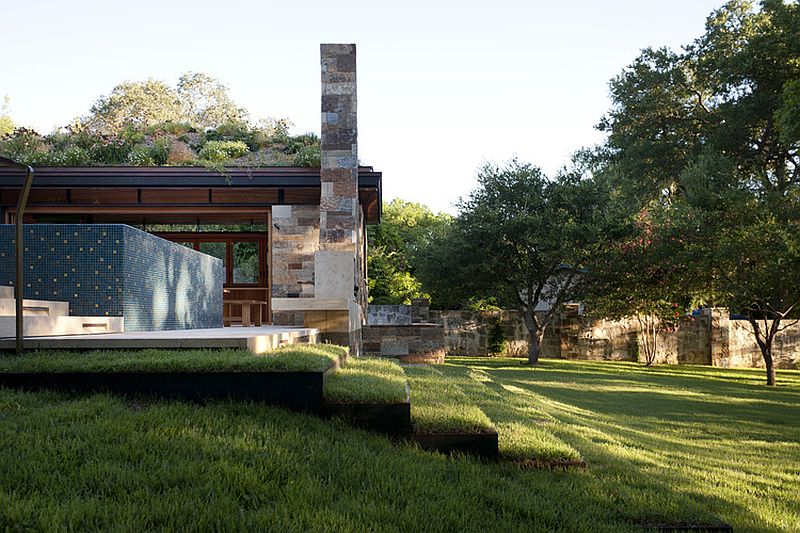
[0,224,223,331]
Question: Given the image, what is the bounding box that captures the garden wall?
[0,224,223,331]
[367,303,799,369]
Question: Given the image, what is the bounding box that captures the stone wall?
[421,305,799,369]
[558,306,710,365]
[367,305,412,326]
[724,318,800,369]
[363,324,445,357]
[270,205,320,326]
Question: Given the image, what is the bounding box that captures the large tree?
[450,160,604,364]
[85,73,246,134]
[596,0,800,384]
[367,199,451,305]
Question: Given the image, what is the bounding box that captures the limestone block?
[314,250,355,299]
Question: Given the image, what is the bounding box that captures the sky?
[1,0,725,213]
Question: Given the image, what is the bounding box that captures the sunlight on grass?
[324,357,408,404]
[0,344,346,373]
[446,356,800,531]
[403,365,494,434]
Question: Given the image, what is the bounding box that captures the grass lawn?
[324,356,408,404]
[0,356,797,531]
[404,365,495,434]
[0,344,345,373]
[445,357,800,531]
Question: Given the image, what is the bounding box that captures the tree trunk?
[522,310,541,365]
[748,316,779,387]
[764,347,776,387]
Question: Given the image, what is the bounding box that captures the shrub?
[127,145,155,166]
[487,317,507,355]
[293,145,320,167]
[198,140,249,162]
[150,137,171,165]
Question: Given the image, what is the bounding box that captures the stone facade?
[270,205,319,326]
[363,324,445,358]
[270,44,369,358]
[367,305,412,326]
[320,43,359,249]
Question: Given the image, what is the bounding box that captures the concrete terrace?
[0,326,319,353]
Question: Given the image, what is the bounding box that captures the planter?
[412,430,499,459]
[0,362,337,413]
[323,401,411,437]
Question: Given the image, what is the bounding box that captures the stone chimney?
[319,43,358,250]
[311,43,364,354]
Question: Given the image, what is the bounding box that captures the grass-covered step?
[442,361,583,467]
[403,365,498,458]
[0,344,345,411]
[0,359,789,530]
[324,357,410,436]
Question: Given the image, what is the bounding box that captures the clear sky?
[2,0,724,213]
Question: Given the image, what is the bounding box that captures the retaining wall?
[365,303,799,369]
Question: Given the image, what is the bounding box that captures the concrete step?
[0,286,12,299]
[0,316,124,338]
[0,297,70,317]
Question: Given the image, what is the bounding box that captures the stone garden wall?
[365,302,800,369]
[723,317,800,369]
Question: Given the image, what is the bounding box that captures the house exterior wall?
[0,224,223,331]
[270,205,320,327]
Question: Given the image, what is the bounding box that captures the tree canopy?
[588,0,800,384]
[84,73,246,134]
[431,160,606,364]
[0,97,13,138]
[367,199,451,305]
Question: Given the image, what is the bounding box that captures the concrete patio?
[0,325,319,353]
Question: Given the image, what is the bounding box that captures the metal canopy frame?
[0,156,34,354]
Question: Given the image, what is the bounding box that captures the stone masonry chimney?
[312,44,364,354]
[269,44,365,355]
[319,43,358,249]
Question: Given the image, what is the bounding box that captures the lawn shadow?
[444,357,800,532]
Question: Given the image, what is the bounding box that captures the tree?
[366,199,451,305]
[84,73,247,134]
[451,160,604,364]
[582,204,693,366]
[596,0,800,384]
[85,79,182,134]
[0,96,13,137]
[177,72,246,128]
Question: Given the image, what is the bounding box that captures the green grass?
[439,364,581,463]
[403,365,495,434]
[0,356,798,531]
[447,357,800,531]
[324,357,408,404]
[0,344,346,373]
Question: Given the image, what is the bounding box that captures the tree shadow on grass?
[444,358,800,532]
